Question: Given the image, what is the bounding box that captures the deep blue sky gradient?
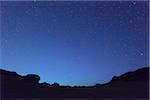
[0,1,149,86]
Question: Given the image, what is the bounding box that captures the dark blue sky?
[0,1,149,86]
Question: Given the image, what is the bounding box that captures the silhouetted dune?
[0,67,149,99]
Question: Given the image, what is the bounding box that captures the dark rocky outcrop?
[0,67,149,99]
[22,74,40,84]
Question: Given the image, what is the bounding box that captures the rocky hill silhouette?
[0,67,149,99]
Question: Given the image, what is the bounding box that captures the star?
[33,6,37,9]
[140,52,144,56]
[25,10,30,15]
[133,2,136,5]
[129,19,133,24]
[3,39,8,43]
[34,0,37,3]
[124,54,128,57]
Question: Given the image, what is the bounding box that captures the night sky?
[0,1,149,86]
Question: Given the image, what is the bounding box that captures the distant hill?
[0,67,149,99]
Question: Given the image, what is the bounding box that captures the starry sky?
[0,1,149,86]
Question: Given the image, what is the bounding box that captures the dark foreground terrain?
[0,67,149,99]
